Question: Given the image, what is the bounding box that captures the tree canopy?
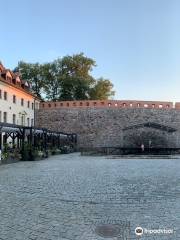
[15,53,115,101]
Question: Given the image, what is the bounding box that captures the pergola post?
[21,128,26,160]
[0,128,2,151]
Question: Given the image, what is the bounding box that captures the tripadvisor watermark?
[135,226,174,236]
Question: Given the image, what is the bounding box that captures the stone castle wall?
[36,100,180,149]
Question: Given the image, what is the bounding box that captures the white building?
[0,62,40,127]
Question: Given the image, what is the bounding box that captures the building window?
[0,89,1,99]
[21,115,24,125]
[4,91,7,100]
[32,103,34,109]
[21,98,24,106]
[27,118,30,127]
[31,119,34,126]
[13,95,16,103]
[3,112,7,123]
[27,101,30,108]
[35,102,39,109]
[13,114,16,124]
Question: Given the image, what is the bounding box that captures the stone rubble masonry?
[36,100,180,149]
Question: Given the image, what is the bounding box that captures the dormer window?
[6,76,12,82]
[0,63,4,72]
[12,78,16,84]
[16,77,21,85]
[25,81,29,88]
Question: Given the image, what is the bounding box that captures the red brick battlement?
[39,100,180,109]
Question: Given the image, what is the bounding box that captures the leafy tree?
[15,61,44,99]
[15,53,115,101]
[41,62,61,101]
[89,78,115,100]
[58,53,96,100]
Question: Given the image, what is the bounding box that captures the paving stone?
[0,153,179,239]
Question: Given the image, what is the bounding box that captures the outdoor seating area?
[0,122,77,164]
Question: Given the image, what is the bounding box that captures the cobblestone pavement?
[0,153,179,240]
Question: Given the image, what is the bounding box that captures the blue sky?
[1,0,180,101]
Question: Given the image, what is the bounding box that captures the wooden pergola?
[0,122,77,160]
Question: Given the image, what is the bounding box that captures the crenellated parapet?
[40,100,180,109]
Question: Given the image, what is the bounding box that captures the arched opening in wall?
[166,105,170,108]
[123,122,177,154]
[123,130,170,149]
[94,102,97,106]
[73,102,76,106]
[101,102,105,106]
[67,102,69,107]
[115,103,118,107]
[86,102,89,106]
[48,104,51,108]
[159,104,163,108]
[144,104,148,108]
[123,103,126,107]
[137,103,140,107]
[80,102,83,106]
[152,104,155,108]
[60,102,63,107]
[108,103,111,107]
[130,103,133,107]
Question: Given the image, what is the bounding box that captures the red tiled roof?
[0,62,39,99]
